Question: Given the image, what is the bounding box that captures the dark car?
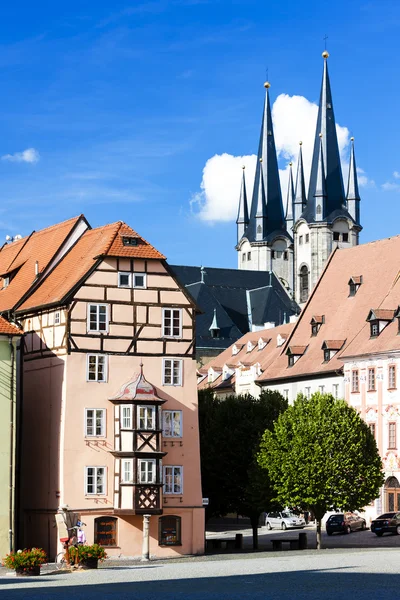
[326,512,366,535]
[371,512,400,536]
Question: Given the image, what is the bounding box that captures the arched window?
[299,266,309,303]
[158,515,181,546]
[385,476,400,512]
[94,517,117,546]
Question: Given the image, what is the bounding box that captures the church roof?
[236,166,249,227]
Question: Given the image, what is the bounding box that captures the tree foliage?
[258,392,384,548]
[198,388,287,548]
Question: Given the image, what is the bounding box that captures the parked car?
[265,511,305,530]
[326,512,367,535]
[371,512,400,536]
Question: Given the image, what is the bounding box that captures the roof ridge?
[20,215,84,241]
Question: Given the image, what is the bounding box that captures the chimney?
[35,261,39,276]
[263,322,275,330]
[289,315,298,324]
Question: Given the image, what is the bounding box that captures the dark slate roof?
[170,265,299,351]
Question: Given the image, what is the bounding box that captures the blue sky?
[0,0,399,267]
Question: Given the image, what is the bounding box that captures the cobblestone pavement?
[1,548,400,599]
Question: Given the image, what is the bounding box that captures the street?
[1,548,400,599]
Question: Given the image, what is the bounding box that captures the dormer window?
[394,306,400,334]
[258,337,268,351]
[310,315,325,337]
[232,344,243,356]
[246,341,255,353]
[122,236,138,247]
[367,309,395,338]
[286,346,307,368]
[321,340,345,363]
[348,276,362,297]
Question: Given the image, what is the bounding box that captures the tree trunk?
[316,518,322,550]
[250,515,259,550]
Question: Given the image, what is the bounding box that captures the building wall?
[20,257,204,559]
[344,355,400,523]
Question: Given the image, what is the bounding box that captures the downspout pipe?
[8,336,15,553]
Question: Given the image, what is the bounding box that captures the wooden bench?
[206,533,243,551]
[270,538,299,551]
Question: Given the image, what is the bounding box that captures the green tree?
[198,388,287,549]
[258,392,384,549]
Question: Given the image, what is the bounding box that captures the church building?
[236,51,362,305]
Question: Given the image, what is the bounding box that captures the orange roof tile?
[310,315,324,324]
[105,223,165,260]
[321,340,346,351]
[0,216,83,313]
[287,345,307,355]
[0,316,22,335]
[368,309,395,321]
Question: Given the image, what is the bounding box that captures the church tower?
[293,51,362,305]
[236,81,293,292]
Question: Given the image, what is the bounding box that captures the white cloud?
[382,182,400,192]
[394,171,400,179]
[1,148,40,164]
[191,94,371,222]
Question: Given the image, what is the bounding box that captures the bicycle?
[55,522,86,570]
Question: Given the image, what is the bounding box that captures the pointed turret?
[346,137,360,225]
[246,82,287,242]
[285,162,294,232]
[236,166,249,242]
[209,308,220,339]
[306,51,346,221]
[294,142,307,222]
[314,135,326,221]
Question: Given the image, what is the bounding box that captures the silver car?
[265,511,306,530]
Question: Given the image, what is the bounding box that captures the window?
[389,422,397,449]
[311,324,320,336]
[305,387,311,399]
[323,349,330,362]
[163,466,183,494]
[163,411,182,438]
[85,466,106,495]
[319,385,325,394]
[55,311,61,325]
[137,406,156,430]
[133,273,146,288]
[159,515,181,546]
[299,266,309,303]
[163,359,182,386]
[288,354,295,367]
[342,233,349,242]
[271,250,275,259]
[369,423,376,439]
[389,365,397,389]
[88,304,108,333]
[242,253,246,262]
[121,406,132,429]
[305,234,309,243]
[368,368,376,391]
[94,517,117,547]
[87,354,107,382]
[370,322,379,337]
[138,459,156,484]
[299,236,303,245]
[247,252,251,260]
[3,276,9,289]
[332,384,339,399]
[162,309,182,338]
[351,370,359,393]
[283,251,288,260]
[275,251,282,259]
[349,282,357,297]
[122,236,138,247]
[85,409,105,437]
[121,459,133,483]
[283,389,289,401]
[118,272,131,288]
[333,232,340,241]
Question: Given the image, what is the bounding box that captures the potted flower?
[77,544,107,569]
[3,548,47,576]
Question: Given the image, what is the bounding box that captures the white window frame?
[132,273,147,289]
[162,358,183,386]
[163,410,182,438]
[138,459,156,484]
[85,466,106,495]
[85,408,106,437]
[121,405,132,429]
[87,303,109,333]
[137,405,156,430]
[163,465,183,495]
[54,311,61,325]
[121,459,134,483]
[332,384,339,399]
[86,354,108,382]
[162,308,182,338]
[118,272,132,288]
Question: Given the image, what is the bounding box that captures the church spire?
[294,142,307,222]
[307,51,345,220]
[346,137,360,224]
[314,135,326,221]
[236,166,249,242]
[285,162,294,232]
[246,81,286,242]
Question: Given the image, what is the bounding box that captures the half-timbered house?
[0,217,204,558]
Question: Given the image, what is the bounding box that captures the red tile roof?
[321,340,346,351]
[105,223,165,260]
[368,309,395,321]
[287,345,307,355]
[0,316,22,335]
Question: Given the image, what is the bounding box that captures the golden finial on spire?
[289,162,293,167]
[350,136,354,142]
[264,81,271,89]
[322,50,329,59]
[319,132,323,138]
[299,141,303,146]
[259,158,263,163]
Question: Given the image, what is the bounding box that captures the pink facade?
[19,230,204,559]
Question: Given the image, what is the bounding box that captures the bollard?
[235,533,243,549]
[298,532,307,550]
